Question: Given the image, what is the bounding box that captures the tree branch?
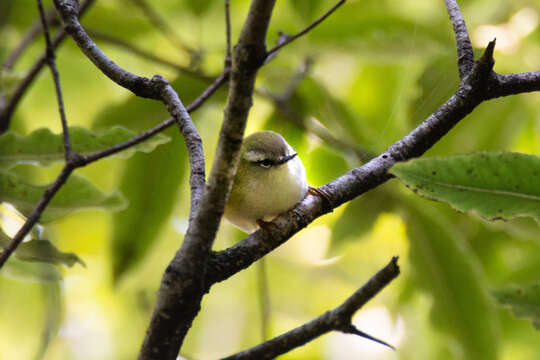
[153,75,205,220]
[0,165,74,268]
[138,1,277,358]
[204,41,498,286]
[221,257,400,360]
[53,0,161,99]
[266,0,346,58]
[489,71,540,98]
[444,0,474,79]
[86,28,211,80]
[81,69,228,165]
[0,66,228,271]
[0,0,219,271]
[259,58,375,162]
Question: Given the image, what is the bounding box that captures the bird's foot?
[308,186,333,212]
[256,219,274,231]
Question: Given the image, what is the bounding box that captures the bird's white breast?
[225,154,308,233]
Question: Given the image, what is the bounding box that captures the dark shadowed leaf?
[330,184,397,252]
[34,283,63,360]
[404,200,499,360]
[110,140,186,282]
[493,283,540,330]
[392,152,540,223]
[0,228,84,267]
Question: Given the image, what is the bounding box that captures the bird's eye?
[259,159,272,168]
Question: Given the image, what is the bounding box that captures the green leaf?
[16,240,84,267]
[289,0,323,22]
[391,152,540,223]
[0,228,83,267]
[111,140,186,281]
[0,170,127,223]
[306,145,349,186]
[492,283,540,329]
[34,283,63,360]
[1,257,61,283]
[405,200,499,359]
[0,126,170,169]
[185,0,213,16]
[92,75,205,282]
[296,78,369,147]
[330,184,396,252]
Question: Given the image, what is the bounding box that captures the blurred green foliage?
[1,0,540,359]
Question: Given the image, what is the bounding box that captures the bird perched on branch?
[224,131,309,233]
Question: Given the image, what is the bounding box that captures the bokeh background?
[1,0,540,359]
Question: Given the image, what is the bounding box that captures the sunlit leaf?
[1,257,61,283]
[0,170,127,223]
[405,199,499,360]
[392,152,540,223]
[492,283,540,330]
[0,126,170,169]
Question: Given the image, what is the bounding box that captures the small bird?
[224,131,308,233]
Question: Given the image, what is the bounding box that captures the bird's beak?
[278,153,297,165]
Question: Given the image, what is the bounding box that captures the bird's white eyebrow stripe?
[244,150,266,162]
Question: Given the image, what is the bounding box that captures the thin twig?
[266,0,346,58]
[0,165,74,268]
[81,69,228,165]
[139,1,277,358]
[53,0,160,99]
[87,28,212,81]
[0,31,66,134]
[37,0,72,156]
[0,0,96,134]
[205,42,499,286]
[0,68,228,271]
[444,0,475,79]
[2,6,57,71]
[258,59,374,162]
[225,0,232,67]
[270,97,375,162]
[130,0,198,60]
[221,257,400,360]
